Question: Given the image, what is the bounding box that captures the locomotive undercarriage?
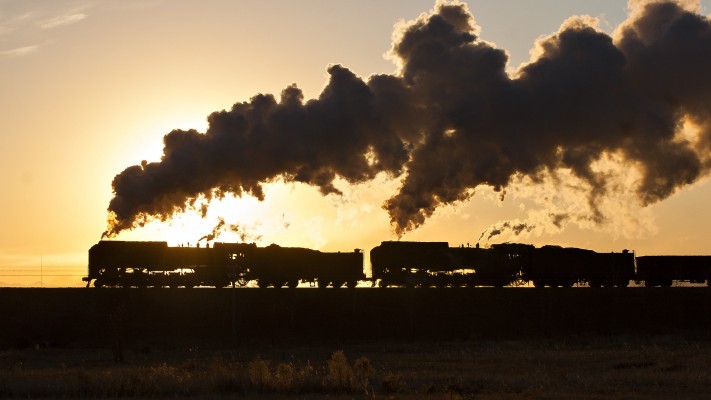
[89,267,232,289]
[531,278,631,288]
[640,278,711,287]
[89,267,360,289]
[255,277,359,289]
[376,268,514,288]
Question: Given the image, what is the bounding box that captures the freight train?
[83,240,711,288]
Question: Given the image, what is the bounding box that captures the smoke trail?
[476,229,486,245]
[486,221,535,241]
[105,0,711,237]
[197,217,262,243]
[197,217,226,243]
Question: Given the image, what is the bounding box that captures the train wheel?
[287,279,298,289]
[533,280,545,288]
[257,279,269,289]
[346,281,357,289]
[317,279,329,289]
[94,280,104,288]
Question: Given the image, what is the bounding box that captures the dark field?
[2,288,710,346]
[1,288,711,398]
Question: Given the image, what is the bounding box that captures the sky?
[1,0,710,287]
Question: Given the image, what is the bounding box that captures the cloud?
[1,45,38,57]
[39,12,87,30]
[0,12,34,36]
[0,6,88,57]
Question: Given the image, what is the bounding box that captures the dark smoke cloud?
[105,1,711,237]
[550,213,570,229]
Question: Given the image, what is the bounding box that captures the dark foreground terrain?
[2,335,711,399]
[1,288,710,398]
[1,287,710,347]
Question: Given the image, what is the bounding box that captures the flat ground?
[1,335,711,399]
[2,288,711,347]
[2,288,711,398]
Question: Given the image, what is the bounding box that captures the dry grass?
[1,335,711,399]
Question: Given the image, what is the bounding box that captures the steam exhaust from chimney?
[103,0,711,239]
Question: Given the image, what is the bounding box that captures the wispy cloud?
[39,12,87,30]
[0,12,34,35]
[0,4,91,57]
[1,45,38,57]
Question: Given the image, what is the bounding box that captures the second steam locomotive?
[84,240,711,289]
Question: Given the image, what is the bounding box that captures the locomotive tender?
[84,240,711,288]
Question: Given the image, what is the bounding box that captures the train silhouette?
[83,240,711,288]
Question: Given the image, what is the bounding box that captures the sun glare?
[113,192,274,247]
[108,179,373,250]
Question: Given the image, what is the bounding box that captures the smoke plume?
[105,0,711,237]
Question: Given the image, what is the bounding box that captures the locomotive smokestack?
[105,0,711,238]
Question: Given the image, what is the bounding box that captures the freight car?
[521,245,636,288]
[83,241,363,289]
[636,256,711,287]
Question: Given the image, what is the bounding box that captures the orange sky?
[1,0,710,287]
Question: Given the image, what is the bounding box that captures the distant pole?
[232,283,237,346]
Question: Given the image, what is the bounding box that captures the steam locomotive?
[83,240,711,288]
[370,242,635,288]
[84,241,363,289]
